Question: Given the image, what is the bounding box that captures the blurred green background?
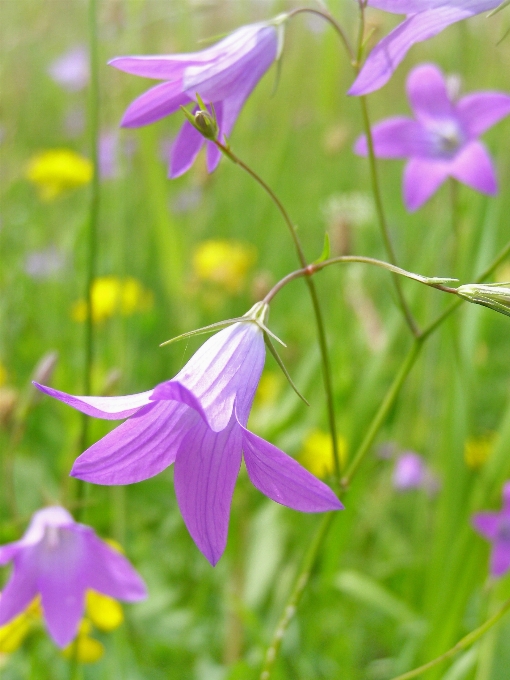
[3,0,510,678]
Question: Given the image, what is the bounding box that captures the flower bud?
[457,282,510,318]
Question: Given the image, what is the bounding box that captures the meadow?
[2,0,510,678]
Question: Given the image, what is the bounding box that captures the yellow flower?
[62,620,104,664]
[26,149,93,201]
[0,598,41,654]
[254,372,282,408]
[192,240,257,293]
[71,276,154,324]
[85,591,123,632]
[0,363,7,387]
[299,429,348,478]
[464,434,494,470]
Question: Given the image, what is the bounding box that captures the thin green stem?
[287,8,355,63]
[215,140,343,486]
[389,598,510,680]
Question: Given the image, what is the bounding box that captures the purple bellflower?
[354,63,510,211]
[110,18,285,178]
[0,506,146,647]
[350,0,501,95]
[472,482,510,577]
[35,305,342,566]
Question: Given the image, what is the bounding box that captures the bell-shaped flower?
[0,507,147,648]
[472,482,510,577]
[35,306,342,566]
[354,63,510,211]
[110,18,285,178]
[350,0,500,95]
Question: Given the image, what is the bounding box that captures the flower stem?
[287,8,355,63]
[389,597,510,680]
[215,140,343,487]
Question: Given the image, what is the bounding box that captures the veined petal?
[457,92,510,138]
[349,6,475,96]
[406,63,454,121]
[0,543,22,566]
[0,551,39,626]
[472,512,500,541]
[120,81,191,128]
[71,401,195,485]
[174,418,243,565]
[403,157,449,211]
[491,540,510,577]
[449,141,497,194]
[169,117,204,179]
[152,322,265,432]
[34,382,152,420]
[240,425,343,512]
[109,57,192,80]
[367,0,499,11]
[354,117,428,158]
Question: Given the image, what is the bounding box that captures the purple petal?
[403,157,449,211]
[406,63,453,121]
[0,543,22,566]
[503,483,510,511]
[34,382,152,420]
[240,425,343,512]
[349,7,474,96]
[449,141,497,194]
[354,117,429,158]
[0,551,39,626]
[457,92,510,138]
[120,81,191,128]
[174,419,242,565]
[472,512,500,541]
[71,401,195,485]
[83,532,147,600]
[109,56,192,80]
[152,322,265,431]
[169,117,204,178]
[490,540,510,578]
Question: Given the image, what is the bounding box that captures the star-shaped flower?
[472,482,510,577]
[350,0,501,95]
[0,507,146,647]
[36,306,342,566]
[354,63,510,211]
[110,18,285,177]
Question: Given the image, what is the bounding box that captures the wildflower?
[354,63,510,211]
[48,47,89,91]
[392,451,439,493]
[0,507,146,647]
[350,0,501,95]
[0,599,41,654]
[24,246,65,279]
[26,149,93,201]
[110,18,285,177]
[299,429,348,479]
[35,305,343,565]
[193,240,257,294]
[71,276,154,324]
[464,435,494,469]
[472,482,510,577]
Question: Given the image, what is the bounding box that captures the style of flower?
[110,18,285,177]
[192,239,257,294]
[472,482,510,577]
[0,507,147,647]
[26,149,93,201]
[354,63,510,211]
[71,276,154,324]
[35,306,343,566]
[350,0,501,95]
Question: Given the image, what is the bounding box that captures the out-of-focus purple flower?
[0,507,146,647]
[473,482,510,577]
[24,246,65,279]
[110,18,285,178]
[350,0,500,95]
[35,307,342,566]
[354,63,510,211]
[392,451,439,493]
[99,131,119,179]
[48,47,89,92]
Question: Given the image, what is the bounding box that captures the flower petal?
[0,552,39,626]
[403,157,449,211]
[472,512,500,541]
[354,117,429,158]
[174,419,242,565]
[71,401,195,485]
[120,81,191,128]
[109,56,192,80]
[169,117,204,179]
[240,425,343,512]
[457,92,510,138]
[490,540,510,577]
[349,7,474,96]
[449,141,497,194]
[406,63,453,121]
[33,382,152,420]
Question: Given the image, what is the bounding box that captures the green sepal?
[314,233,331,265]
[160,318,246,347]
[264,335,309,406]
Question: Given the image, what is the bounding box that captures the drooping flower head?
[110,17,286,177]
[36,304,342,566]
[0,507,146,648]
[472,482,510,577]
[354,63,510,211]
[350,0,501,96]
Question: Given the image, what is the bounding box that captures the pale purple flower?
[110,19,284,178]
[24,245,65,279]
[354,63,510,211]
[35,315,342,565]
[392,451,439,493]
[48,47,89,92]
[472,482,510,577]
[99,130,120,179]
[0,506,146,647]
[350,0,500,95]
